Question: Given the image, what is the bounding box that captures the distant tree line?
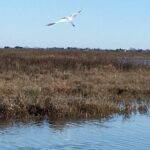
[2,46,150,52]
[4,46,23,49]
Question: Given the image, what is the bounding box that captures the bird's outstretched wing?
[57,18,68,23]
[47,22,56,26]
[47,18,68,26]
[71,10,82,18]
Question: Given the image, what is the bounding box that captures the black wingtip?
[78,10,82,13]
[47,23,55,26]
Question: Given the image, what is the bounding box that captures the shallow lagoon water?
[0,113,150,150]
[118,58,150,65]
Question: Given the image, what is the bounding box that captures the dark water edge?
[116,58,150,65]
[0,111,150,150]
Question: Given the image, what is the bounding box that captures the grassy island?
[0,48,150,120]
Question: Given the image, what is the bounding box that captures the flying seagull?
[47,10,82,27]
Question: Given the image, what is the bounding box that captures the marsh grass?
[0,48,150,120]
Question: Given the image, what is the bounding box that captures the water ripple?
[0,114,150,149]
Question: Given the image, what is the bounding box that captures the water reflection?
[0,113,150,150]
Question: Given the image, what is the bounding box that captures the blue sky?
[0,0,150,49]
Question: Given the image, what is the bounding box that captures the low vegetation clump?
[0,48,150,120]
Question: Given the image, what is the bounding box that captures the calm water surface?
[0,114,150,150]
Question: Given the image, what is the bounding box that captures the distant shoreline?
[1,47,150,52]
[0,49,150,120]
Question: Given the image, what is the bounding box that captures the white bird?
[47,10,82,27]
